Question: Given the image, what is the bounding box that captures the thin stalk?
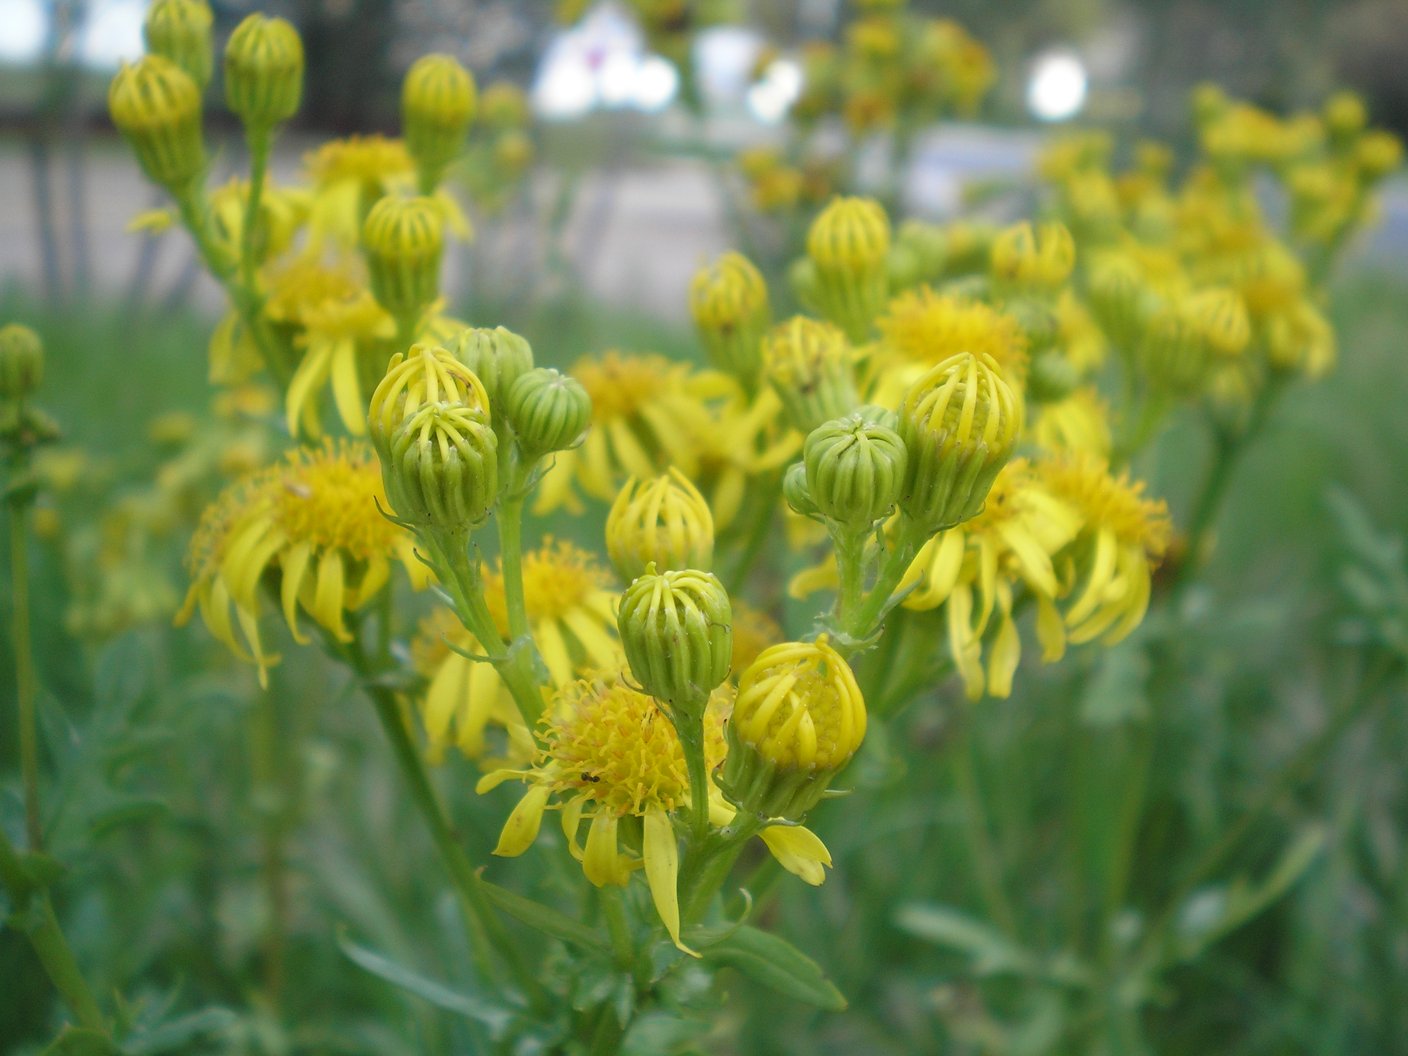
[250,684,288,1006]
[838,522,923,652]
[10,499,42,850]
[347,641,549,1012]
[1101,716,1155,962]
[0,827,108,1033]
[679,816,762,926]
[600,887,634,971]
[678,716,712,848]
[833,530,866,630]
[240,126,271,318]
[496,490,531,643]
[952,710,1018,937]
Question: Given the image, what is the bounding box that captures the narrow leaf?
[337,930,514,1032]
[694,924,846,1011]
[479,881,609,952]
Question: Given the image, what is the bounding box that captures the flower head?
[606,469,715,581]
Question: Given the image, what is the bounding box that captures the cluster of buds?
[618,567,732,720]
[800,408,907,534]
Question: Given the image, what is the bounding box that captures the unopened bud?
[990,221,1075,293]
[402,54,476,188]
[452,326,534,413]
[689,252,771,387]
[898,352,1022,533]
[606,469,714,581]
[368,343,489,460]
[1185,287,1250,358]
[108,56,205,190]
[143,0,214,89]
[618,567,732,713]
[806,196,892,340]
[803,413,907,532]
[762,316,859,433]
[720,637,866,820]
[362,195,445,322]
[1139,303,1209,395]
[1087,254,1154,354]
[0,324,44,401]
[384,403,498,530]
[783,461,820,518]
[224,14,303,129]
[505,367,592,459]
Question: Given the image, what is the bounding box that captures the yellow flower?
[872,287,1028,404]
[304,135,416,248]
[533,351,732,513]
[177,441,426,684]
[412,540,622,762]
[899,460,1082,698]
[1031,386,1113,458]
[1041,453,1171,649]
[284,288,395,437]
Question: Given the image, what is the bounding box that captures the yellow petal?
[643,807,695,955]
[759,824,832,886]
[582,812,626,887]
[492,784,551,857]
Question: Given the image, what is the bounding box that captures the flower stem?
[0,827,108,1034]
[952,708,1018,937]
[838,521,924,654]
[496,485,531,644]
[344,637,549,1012]
[9,496,42,851]
[599,887,634,971]
[250,683,288,1007]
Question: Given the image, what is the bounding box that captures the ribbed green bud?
[783,461,820,519]
[452,326,534,413]
[606,469,714,581]
[362,195,445,323]
[719,637,866,821]
[1087,255,1154,355]
[1139,304,1211,396]
[897,219,948,281]
[0,324,44,401]
[990,221,1075,293]
[224,14,303,129]
[689,252,771,387]
[761,316,859,433]
[803,413,907,532]
[505,368,592,459]
[1005,297,1059,353]
[402,54,477,188]
[898,351,1023,534]
[108,56,205,191]
[143,0,214,89]
[1185,287,1250,358]
[618,567,732,714]
[806,196,892,341]
[384,403,497,530]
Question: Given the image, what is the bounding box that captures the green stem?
[240,125,271,319]
[250,684,288,1007]
[833,529,866,630]
[679,816,762,926]
[1101,716,1154,962]
[678,716,712,848]
[837,521,924,654]
[600,887,634,971]
[497,490,531,644]
[10,498,42,851]
[952,709,1018,937]
[0,827,108,1033]
[347,640,549,1012]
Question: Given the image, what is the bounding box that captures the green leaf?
[41,1027,120,1056]
[692,924,846,1011]
[337,929,515,1032]
[1080,645,1149,727]
[479,880,608,952]
[121,1008,237,1054]
[895,902,1038,977]
[1172,826,1327,963]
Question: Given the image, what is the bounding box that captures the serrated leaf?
[692,924,846,1011]
[337,930,515,1032]
[41,1026,119,1056]
[895,903,1037,977]
[121,1008,237,1054]
[479,881,608,952]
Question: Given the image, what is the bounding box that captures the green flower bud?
[788,256,820,313]
[452,326,534,413]
[761,316,859,433]
[803,413,907,531]
[144,0,214,89]
[885,243,923,293]
[1139,303,1210,396]
[505,368,592,459]
[108,56,205,191]
[719,637,866,821]
[0,324,44,401]
[606,469,714,581]
[1185,287,1250,358]
[402,53,477,188]
[362,195,445,323]
[897,219,948,281]
[806,196,892,341]
[898,351,1022,533]
[783,461,820,519]
[1026,351,1079,403]
[368,343,489,460]
[689,252,771,387]
[224,14,303,129]
[1087,254,1155,354]
[384,402,498,530]
[618,567,732,714]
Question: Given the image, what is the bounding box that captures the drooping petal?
[759,824,832,886]
[643,807,695,955]
[492,784,551,857]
